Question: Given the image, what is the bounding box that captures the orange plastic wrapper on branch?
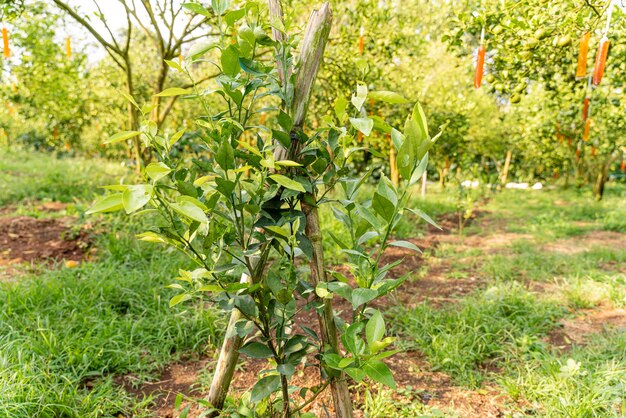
[2,28,9,58]
[474,45,486,88]
[592,37,610,86]
[621,159,625,172]
[66,37,72,58]
[576,32,590,78]
[582,97,590,121]
[583,119,591,141]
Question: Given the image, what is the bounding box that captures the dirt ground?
[0,203,91,279]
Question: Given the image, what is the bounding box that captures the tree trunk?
[501,149,512,185]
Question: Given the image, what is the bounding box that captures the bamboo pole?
[206,273,251,414]
[280,3,354,416]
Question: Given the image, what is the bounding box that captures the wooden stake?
[207,273,251,415]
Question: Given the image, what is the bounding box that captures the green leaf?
[188,41,217,59]
[169,129,186,147]
[277,363,295,376]
[104,130,141,145]
[164,59,183,72]
[349,117,373,136]
[182,3,212,16]
[122,184,153,214]
[351,288,378,309]
[221,45,240,77]
[169,200,208,224]
[412,101,429,141]
[250,375,280,403]
[388,240,421,252]
[351,83,368,110]
[86,193,124,214]
[372,192,395,222]
[363,359,396,389]
[369,91,409,104]
[225,8,246,26]
[216,139,235,170]
[211,0,229,15]
[345,367,366,382]
[169,293,192,307]
[269,174,305,193]
[154,87,191,97]
[406,208,442,230]
[239,342,273,358]
[366,310,385,347]
[145,162,171,181]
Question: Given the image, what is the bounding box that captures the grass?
[0,148,128,206]
[390,284,566,388]
[0,150,221,417]
[389,183,626,417]
[0,223,223,418]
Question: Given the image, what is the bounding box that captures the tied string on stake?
[474,26,486,89]
[592,1,613,86]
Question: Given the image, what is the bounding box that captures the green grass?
[485,185,626,239]
[0,225,222,418]
[501,331,626,417]
[390,284,565,388]
[481,239,626,283]
[0,151,221,417]
[0,148,128,206]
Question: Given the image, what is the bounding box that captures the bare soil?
[0,210,91,279]
[547,308,626,350]
[544,230,626,255]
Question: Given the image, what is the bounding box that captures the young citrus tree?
[88,1,439,416]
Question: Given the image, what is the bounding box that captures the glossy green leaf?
[369,91,409,104]
[122,184,153,214]
[388,240,421,252]
[145,162,171,181]
[86,193,124,214]
[363,359,396,389]
[349,117,373,136]
[154,87,191,97]
[351,288,378,309]
[239,342,273,358]
[366,310,385,347]
[221,45,240,77]
[269,174,305,193]
[250,375,280,403]
[104,130,141,145]
[169,199,208,224]
[169,293,192,307]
